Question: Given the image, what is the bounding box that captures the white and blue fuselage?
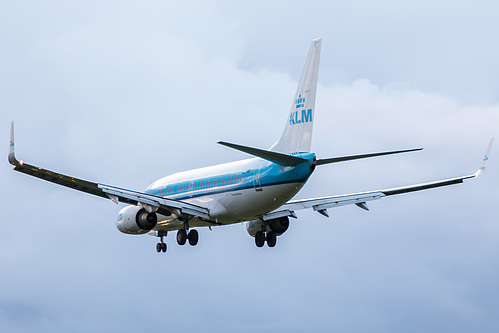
[143,153,316,230]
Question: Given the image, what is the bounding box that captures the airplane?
[8,38,493,253]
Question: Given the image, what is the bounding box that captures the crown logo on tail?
[295,94,305,108]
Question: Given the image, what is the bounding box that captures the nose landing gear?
[154,217,200,253]
[156,231,167,253]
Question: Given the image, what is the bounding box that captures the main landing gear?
[177,229,199,246]
[255,230,277,248]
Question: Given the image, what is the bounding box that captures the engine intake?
[269,216,289,235]
[116,205,158,235]
[136,209,157,230]
[246,216,290,237]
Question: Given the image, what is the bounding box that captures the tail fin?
[270,38,322,153]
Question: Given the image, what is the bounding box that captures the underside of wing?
[8,122,210,220]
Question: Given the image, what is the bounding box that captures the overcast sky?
[1,1,498,332]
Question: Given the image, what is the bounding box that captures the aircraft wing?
[7,123,210,219]
[262,138,493,220]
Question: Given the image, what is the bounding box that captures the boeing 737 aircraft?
[8,39,493,253]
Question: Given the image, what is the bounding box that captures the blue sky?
[1,1,498,332]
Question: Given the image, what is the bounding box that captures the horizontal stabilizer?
[317,147,423,165]
[218,141,308,166]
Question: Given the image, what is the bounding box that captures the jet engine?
[246,216,289,237]
[116,205,158,235]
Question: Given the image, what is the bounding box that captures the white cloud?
[1,1,498,332]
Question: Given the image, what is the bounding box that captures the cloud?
[1,1,498,332]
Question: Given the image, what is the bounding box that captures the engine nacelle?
[116,205,158,235]
[246,217,289,237]
[269,216,290,235]
[246,220,265,237]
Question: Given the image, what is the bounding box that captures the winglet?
[8,122,22,166]
[474,137,494,177]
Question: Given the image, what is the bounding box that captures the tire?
[162,243,167,252]
[177,229,187,245]
[255,231,265,247]
[266,231,277,247]
[156,243,162,252]
[188,229,199,246]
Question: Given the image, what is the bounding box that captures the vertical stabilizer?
[271,38,321,153]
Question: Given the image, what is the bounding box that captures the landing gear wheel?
[156,231,167,253]
[177,229,187,245]
[188,229,199,246]
[266,231,277,247]
[255,231,265,247]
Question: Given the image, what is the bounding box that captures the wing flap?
[266,139,492,219]
[268,176,474,219]
[284,191,385,211]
